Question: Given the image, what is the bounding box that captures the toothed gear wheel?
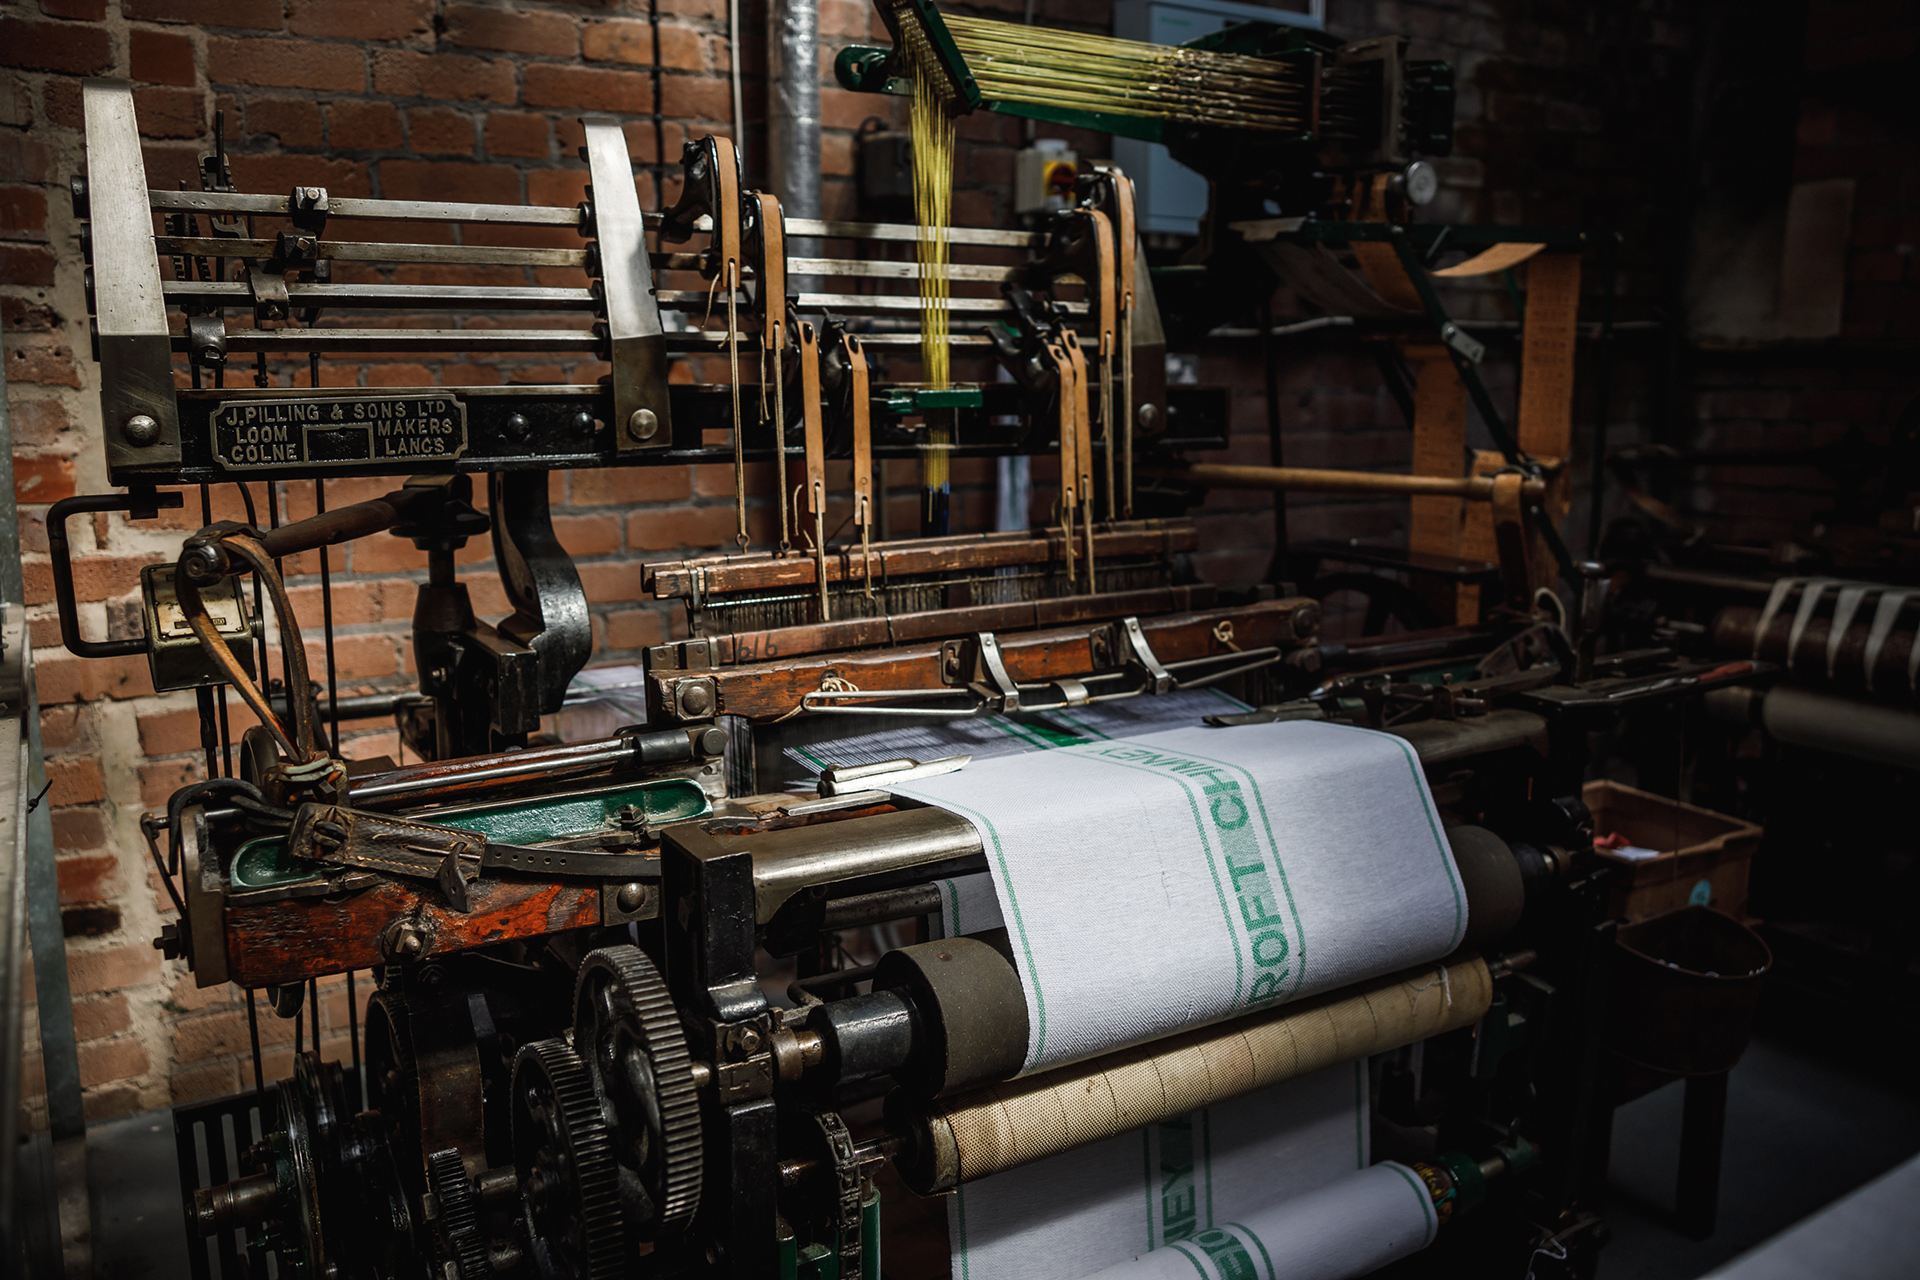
[573,945,703,1235]
[511,1039,623,1280]
[428,1148,494,1279]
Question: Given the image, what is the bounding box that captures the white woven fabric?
[896,720,1466,1073]
[1073,1161,1438,1280]
[946,1065,1379,1280]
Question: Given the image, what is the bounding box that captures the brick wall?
[7,0,1912,1125]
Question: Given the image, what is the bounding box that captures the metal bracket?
[581,116,672,451]
[1439,320,1485,364]
[962,631,1020,712]
[1114,616,1174,694]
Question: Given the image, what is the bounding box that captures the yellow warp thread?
[911,62,957,493]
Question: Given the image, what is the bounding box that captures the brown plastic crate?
[1583,779,1763,923]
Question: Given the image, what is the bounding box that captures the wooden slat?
[716,585,1216,664]
[690,597,1316,721]
[644,521,1199,598]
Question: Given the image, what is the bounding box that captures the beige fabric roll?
[912,956,1490,1191]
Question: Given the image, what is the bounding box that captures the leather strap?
[711,136,741,287]
[755,192,786,350]
[846,333,873,531]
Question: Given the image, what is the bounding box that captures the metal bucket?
[1608,905,1772,1076]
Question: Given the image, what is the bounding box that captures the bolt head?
[505,413,530,440]
[735,1026,763,1053]
[678,681,714,718]
[628,407,659,441]
[123,413,161,446]
[615,882,647,913]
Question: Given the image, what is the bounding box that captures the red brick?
[0,189,44,247]
[171,1060,239,1105]
[526,167,588,210]
[378,158,519,206]
[554,512,622,557]
[228,154,373,198]
[0,244,55,289]
[484,111,550,159]
[139,758,200,806]
[0,77,28,128]
[73,993,133,1043]
[327,99,403,149]
[407,107,476,156]
[577,560,649,604]
[42,0,108,20]
[446,3,579,56]
[660,74,730,123]
[365,361,435,386]
[78,1037,150,1089]
[372,49,516,104]
[135,86,205,140]
[52,807,107,852]
[625,505,741,553]
[66,941,162,995]
[208,37,365,92]
[126,0,282,26]
[131,28,197,86]
[38,703,89,753]
[56,853,117,905]
[13,451,74,504]
[605,608,666,650]
[246,97,325,147]
[34,655,154,705]
[138,706,208,757]
[301,634,397,680]
[0,180,50,235]
[522,64,654,115]
[583,19,703,70]
[288,0,434,41]
[48,757,106,807]
[0,18,112,74]
[0,133,52,184]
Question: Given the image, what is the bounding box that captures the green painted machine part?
[883,386,985,415]
[780,1186,881,1280]
[1433,1148,1487,1217]
[229,777,710,892]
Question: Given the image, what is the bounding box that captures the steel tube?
[1705,685,1920,771]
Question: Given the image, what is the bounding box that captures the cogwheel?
[427,1148,494,1280]
[511,1039,624,1280]
[573,945,703,1233]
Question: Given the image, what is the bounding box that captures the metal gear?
[572,945,703,1234]
[428,1147,494,1280]
[511,1038,624,1280]
[364,987,423,1189]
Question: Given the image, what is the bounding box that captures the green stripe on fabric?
[1200,1109,1214,1230]
[942,879,961,937]
[926,793,1050,1059]
[1154,742,1307,1001]
[1224,1223,1277,1280]
[1167,1242,1214,1280]
[954,1185,970,1279]
[1062,753,1246,1005]
[1384,1161,1441,1246]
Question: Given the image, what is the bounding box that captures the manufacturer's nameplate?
[211,395,468,469]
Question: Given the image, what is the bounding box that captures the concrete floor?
[1602,1034,1920,1279]
[71,1031,1920,1280]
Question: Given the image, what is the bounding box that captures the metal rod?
[149,189,585,227]
[1165,462,1549,502]
[246,988,264,1093]
[316,480,341,755]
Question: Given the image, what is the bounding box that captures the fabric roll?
[913,957,1490,1190]
[949,1064,1369,1280]
[1075,1162,1439,1280]
[894,721,1466,1073]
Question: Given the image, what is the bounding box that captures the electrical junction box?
[1112,0,1325,236]
[1016,139,1079,217]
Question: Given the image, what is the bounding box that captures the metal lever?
[1114,616,1174,694]
[817,754,970,797]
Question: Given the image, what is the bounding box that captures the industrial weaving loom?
[54,3,1771,1274]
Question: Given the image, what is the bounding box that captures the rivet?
[123,413,160,446]
[628,407,659,441]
